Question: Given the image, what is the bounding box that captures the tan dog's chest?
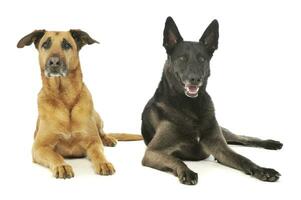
[36,85,100,158]
[54,131,87,157]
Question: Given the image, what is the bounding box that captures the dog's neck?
[41,63,83,105]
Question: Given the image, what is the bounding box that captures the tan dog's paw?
[52,164,74,179]
[102,136,117,147]
[94,162,115,175]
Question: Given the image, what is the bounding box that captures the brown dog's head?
[17,30,98,77]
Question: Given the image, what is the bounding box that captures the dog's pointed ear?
[163,16,183,54]
[69,29,99,51]
[199,19,219,56]
[17,30,46,49]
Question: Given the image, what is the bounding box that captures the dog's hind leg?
[203,124,281,182]
[94,111,117,147]
[221,127,283,150]
[34,117,40,139]
[94,111,142,144]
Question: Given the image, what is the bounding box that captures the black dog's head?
[163,17,219,98]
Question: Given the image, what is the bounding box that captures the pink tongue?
[188,85,198,92]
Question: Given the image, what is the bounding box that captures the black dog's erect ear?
[199,19,219,56]
[17,30,46,49]
[163,16,183,54]
[69,29,99,50]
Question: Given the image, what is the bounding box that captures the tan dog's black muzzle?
[45,55,68,77]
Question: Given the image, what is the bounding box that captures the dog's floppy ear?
[69,29,99,50]
[163,16,183,54]
[17,30,46,49]
[199,19,219,56]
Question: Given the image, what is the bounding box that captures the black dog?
[141,17,283,185]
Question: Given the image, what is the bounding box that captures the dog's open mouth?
[184,84,200,98]
[175,73,201,98]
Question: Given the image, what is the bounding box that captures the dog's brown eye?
[62,39,72,50]
[198,56,205,63]
[41,37,51,49]
[179,56,187,62]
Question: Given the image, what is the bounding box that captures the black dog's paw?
[250,167,281,182]
[177,168,198,185]
[262,140,283,150]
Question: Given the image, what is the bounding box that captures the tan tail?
[107,133,143,141]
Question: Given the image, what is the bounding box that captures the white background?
[0,0,299,199]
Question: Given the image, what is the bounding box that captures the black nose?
[188,76,202,85]
[47,56,61,67]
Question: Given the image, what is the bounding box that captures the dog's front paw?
[102,136,117,147]
[250,167,281,182]
[177,168,198,185]
[52,164,74,179]
[94,162,115,175]
[262,140,283,150]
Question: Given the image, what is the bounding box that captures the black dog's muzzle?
[176,72,204,98]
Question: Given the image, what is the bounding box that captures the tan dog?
[17,30,142,178]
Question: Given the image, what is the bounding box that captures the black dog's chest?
[155,101,214,160]
[170,133,210,161]
[156,99,213,129]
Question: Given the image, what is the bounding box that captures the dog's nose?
[47,56,61,67]
[189,76,202,85]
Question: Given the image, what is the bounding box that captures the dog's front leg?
[142,149,198,185]
[34,99,74,178]
[142,121,198,185]
[86,140,115,175]
[202,123,281,182]
[33,143,74,179]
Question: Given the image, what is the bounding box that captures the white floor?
[1,137,294,200]
[1,1,300,199]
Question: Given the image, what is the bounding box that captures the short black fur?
[141,17,283,185]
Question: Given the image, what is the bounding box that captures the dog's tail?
[107,133,143,141]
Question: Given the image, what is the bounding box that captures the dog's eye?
[178,56,187,62]
[41,38,51,49]
[62,39,72,50]
[198,56,205,63]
